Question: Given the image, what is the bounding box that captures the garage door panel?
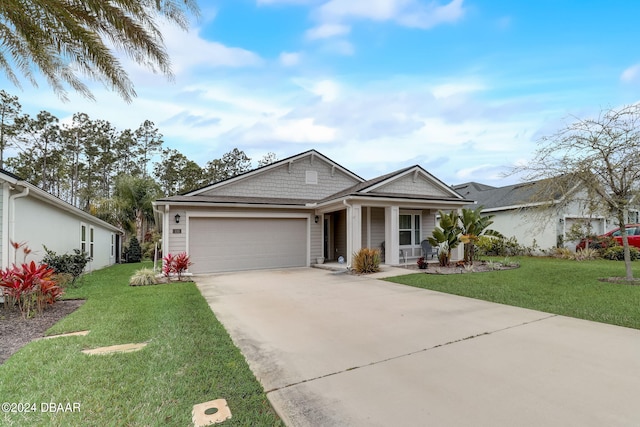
[189,217,308,273]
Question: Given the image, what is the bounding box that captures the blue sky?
[5,0,640,185]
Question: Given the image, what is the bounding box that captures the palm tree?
[459,206,503,264]
[428,210,461,266]
[0,0,199,102]
[111,175,162,242]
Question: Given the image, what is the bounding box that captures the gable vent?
[306,171,318,185]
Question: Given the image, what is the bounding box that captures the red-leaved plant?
[162,252,193,281]
[0,260,61,318]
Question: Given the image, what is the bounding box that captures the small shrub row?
[352,248,381,274]
[601,246,639,261]
[551,247,601,261]
[475,236,538,257]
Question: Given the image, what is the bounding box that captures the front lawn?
[0,262,283,426]
[387,257,640,329]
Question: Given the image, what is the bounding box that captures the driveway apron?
[195,268,640,427]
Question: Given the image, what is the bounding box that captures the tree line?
[0,90,276,241]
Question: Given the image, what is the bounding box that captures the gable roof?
[185,149,364,196]
[321,165,465,203]
[453,179,568,211]
[157,150,472,207]
[0,170,122,233]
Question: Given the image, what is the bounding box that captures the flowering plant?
[162,252,193,281]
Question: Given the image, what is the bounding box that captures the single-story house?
[0,169,122,270]
[453,180,635,251]
[153,150,471,274]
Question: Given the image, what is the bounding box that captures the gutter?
[9,185,29,265]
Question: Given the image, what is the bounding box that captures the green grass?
[387,257,640,329]
[0,262,283,427]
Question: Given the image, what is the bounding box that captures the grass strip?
[0,262,283,426]
[387,257,640,329]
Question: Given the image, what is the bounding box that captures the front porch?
[316,201,463,267]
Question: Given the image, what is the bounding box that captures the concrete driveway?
[195,267,640,426]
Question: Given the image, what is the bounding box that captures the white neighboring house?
[453,181,632,251]
[0,169,122,270]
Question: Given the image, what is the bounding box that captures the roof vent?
[306,171,318,185]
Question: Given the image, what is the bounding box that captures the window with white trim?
[399,213,421,247]
[111,234,115,257]
[81,224,87,254]
[90,227,95,259]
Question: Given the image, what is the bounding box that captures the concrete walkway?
[195,268,640,427]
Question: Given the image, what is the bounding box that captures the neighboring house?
[453,180,633,251]
[154,150,471,274]
[0,169,122,270]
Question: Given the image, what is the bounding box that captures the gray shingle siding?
[201,157,359,200]
[374,174,451,198]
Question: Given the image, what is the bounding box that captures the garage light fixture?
[315,215,319,224]
[175,214,181,224]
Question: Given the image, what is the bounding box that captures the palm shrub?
[352,248,381,274]
[459,206,503,264]
[428,210,461,266]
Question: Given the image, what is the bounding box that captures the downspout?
[152,204,165,273]
[9,186,29,265]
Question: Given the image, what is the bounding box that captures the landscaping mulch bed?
[402,262,519,274]
[0,299,84,364]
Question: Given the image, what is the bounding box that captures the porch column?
[385,205,400,265]
[451,208,464,261]
[346,203,362,265]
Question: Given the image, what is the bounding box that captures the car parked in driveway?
[576,224,640,250]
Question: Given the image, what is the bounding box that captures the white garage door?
[189,217,308,273]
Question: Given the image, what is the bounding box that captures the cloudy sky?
[4,0,640,186]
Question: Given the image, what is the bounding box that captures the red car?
[576,224,640,250]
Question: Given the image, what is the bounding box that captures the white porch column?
[451,208,464,261]
[346,202,362,265]
[385,205,400,265]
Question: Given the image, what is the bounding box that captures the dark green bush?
[42,247,91,285]
[127,236,142,263]
[475,236,536,257]
[602,246,639,261]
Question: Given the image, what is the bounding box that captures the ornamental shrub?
[127,236,142,263]
[42,247,91,286]
[129,268,157,286]
[0,261,61,318]
[352,248,381,274]
[162,252,193,281]
[602,246,639,261]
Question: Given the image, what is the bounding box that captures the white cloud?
[279,51,302,66]
[164,27,263,73]
[316,0,465,28]
[431,81,486,98]
[294,78,342,101]
[274,118,337,142]
[305,23,351,40]
[257,0,319,4]
[621,64,640,83]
